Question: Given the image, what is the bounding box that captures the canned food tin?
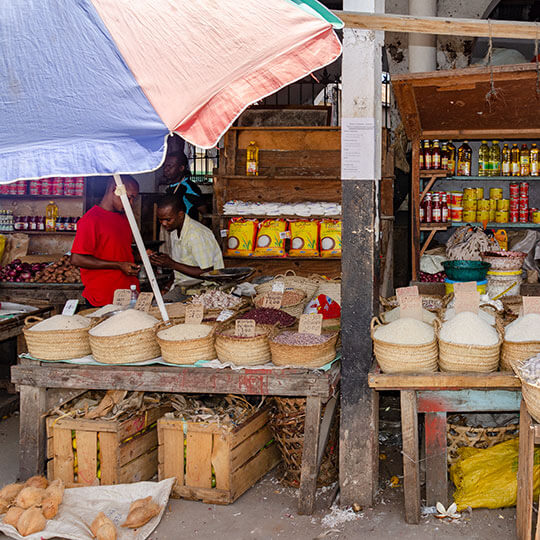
[15,181,26,195]
[510,199,519,211]
[0,185,9,195]
[510,183,519,198]
[510,210,519,223]
[496,199,509,211]
[489,199,497,210]
[449,191,463,206]
[477,199,490,211]
[29,180,40,195]
[464,188,477,200]
[529,208,538,222]
[533,211,540,224]
[74,177,84,196]
[476,188,484,199]
[463,210,477,222]
[40,178,51,196]
[450,206,463,222]
[519,209,529,223]
[489,209,496,222]
[519,182,529,197]
[490,188,503,200]
[477,210,490,222]
[495,210,508,223]
[519,198,529,211]
[463,198,477,211]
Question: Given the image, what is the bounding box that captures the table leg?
[401,390,420,524]
[19,384,47,480]
[517,400,535,540]
[425,412,447,506]
[298,396,322,515]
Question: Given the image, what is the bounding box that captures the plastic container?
[442,260,491,282]
[487,270,523,299]
[444,278,487,295]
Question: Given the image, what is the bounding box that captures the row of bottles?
[420,140,455,172]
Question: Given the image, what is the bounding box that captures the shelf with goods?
[392,63,540,280]
[213,126,342,277]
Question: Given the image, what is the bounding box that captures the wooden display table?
[11,360,340,515]
[369,367,521,524]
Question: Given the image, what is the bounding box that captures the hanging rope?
[485,19,500,107]
[535,22,539,96]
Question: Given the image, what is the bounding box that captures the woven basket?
[89,324,161,364]
[23,316,93,361]
[520,380,540,424]
[269,331,338,368]
[380,293,451,313]
[446,422,519,465]
[269,397,338,487]
[156,322,216,365]
[371,317,438,373]
[215,325,274,366]
[501,340,540,372]
[149,302,187,320]
[310,275,341,306]
[256,270,319,301]
[78,307,99,317]
[437,318,502,373]
[254,289,306,318]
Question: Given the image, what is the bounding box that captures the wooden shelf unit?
[392,63,540,280]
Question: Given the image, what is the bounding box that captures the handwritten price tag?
[113,289,131,307]
[185,304,204,324]
[523,296,540,315]
[453,281,478,295]
[299,313,323,335]
[454,291,480,314]
[62,299,79,316]
[235,319,256,338]
[134,292,153,312]
[399,295,423,321]
[272,281,285,293]
[396,286,419,299]
[262,291,283,309]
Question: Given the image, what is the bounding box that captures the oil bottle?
[501,144,511,176]
[423,140,432,170]
[431,140,441,169]
[489,141,501,176]
[511,144,521,176]
[45,200,58,232]
[446,141,456,175]
[530,143,539,176]
[478,140,489,176]
[246,141,259,176]
[457,141,472,176]
[520,144,530,176]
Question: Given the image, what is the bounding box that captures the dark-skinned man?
[150,195,223,302]
[70,176,140,307]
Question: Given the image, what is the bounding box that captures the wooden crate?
[158,407,281,504]
[46,405,170,487]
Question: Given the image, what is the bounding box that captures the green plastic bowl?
[442,260,491,282]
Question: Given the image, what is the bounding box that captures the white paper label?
[341,117,376,180]
[279,231,291,239]
[216,309,234,322]
[220,229,228,238]
[62,299,79,316]
[272,281,285,293]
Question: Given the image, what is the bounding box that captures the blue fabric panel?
[0,0,168,182]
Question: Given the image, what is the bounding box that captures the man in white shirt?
[150,195,223,301]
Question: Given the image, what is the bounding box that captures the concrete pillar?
[409,0,437,72]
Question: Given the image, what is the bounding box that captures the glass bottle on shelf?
[246,141,259,176]
[511,144,521,176]
[423,192,433,223]
[478,140,489,176]
[520,144,530,176]
[441,142,449,171]
[501,143,511,176]
[423,140,432,170]
[457,141,472,176]
[45,200,58,232]
[446,141,456,175]
[419,141,425,170]
[531,143,539,177]
[441,192,449,223]
[489,141,501,176]
[431,140,441,169]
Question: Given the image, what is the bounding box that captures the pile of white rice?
[382,306,437,325]
[29,314,90,332]
[373,317,435,345]
[440,311,499,346]
[89,309,158,337]
[86,304,119,318]
[444,307,496,326]
[505,313,540,343]
[158,324,212,341]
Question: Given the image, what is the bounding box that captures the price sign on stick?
[399,294,423,321]
[262,291,283,309]
[62,299,79,316]
[299,313,323,335]
[453,282,478,295]
[134,292,153,312]
[113,289,131,307]
[523,296,540,315]
[235,319,256,338]
[454,291,480,314]
[396,286,419,299]
[272,281,285,293]
[185,304,204,325]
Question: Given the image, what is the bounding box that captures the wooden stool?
[517,400,540,539]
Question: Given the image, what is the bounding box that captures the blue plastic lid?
[445,278,488,285]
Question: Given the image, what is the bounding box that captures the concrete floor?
[0,412,518,540]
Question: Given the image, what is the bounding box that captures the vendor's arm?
[70,253,140,276]
[149,252,210,278]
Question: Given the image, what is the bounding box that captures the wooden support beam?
[335,11,540,40]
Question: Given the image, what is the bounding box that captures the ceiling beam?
[334,11,540,40]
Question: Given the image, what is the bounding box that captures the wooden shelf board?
[0,195,82,200]
[224,255,340,261]
[220,214,341,220]
[218,175,341,181]
[4,231,76,235]
[420,224,449,231]
[419,170,450,178]
[452,222,540,229]
[424,175,540,182]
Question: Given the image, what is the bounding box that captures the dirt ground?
[0,407,518,540]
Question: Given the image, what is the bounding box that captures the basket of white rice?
[156,322,216,365]
[89,309,160,364]
[501,313,540,372]
[381,306,438,325]
[371,317,438,373]
[515,356,540,423]
[437,312,502,373]
[23,315,92,360]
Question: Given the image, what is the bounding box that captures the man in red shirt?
[71,176,140,306]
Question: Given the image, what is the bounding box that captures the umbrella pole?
[113,174,169,323]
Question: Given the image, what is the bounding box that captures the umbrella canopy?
[0,0,342,183]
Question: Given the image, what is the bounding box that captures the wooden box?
[158,407,281,504]
[46,405,170,487]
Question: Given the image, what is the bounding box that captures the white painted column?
[409,0,437,72]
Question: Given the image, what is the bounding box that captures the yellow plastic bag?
[254,219,287,257]
[225,218,258,257]
[289,220,319,257]
[0,234,5,264]
[450,438,540,511]
[319,220,341,258]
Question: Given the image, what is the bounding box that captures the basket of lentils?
[269,330,339,368]
[239,307,296,327]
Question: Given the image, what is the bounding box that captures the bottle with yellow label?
[489,141,501,176]
[45,200,58,232]
[246,141,259,176]
[457,141,472,176]
[501,143,511,176]
[531,143,539,177]
[520,143,530,176]
[446,141,456,175]
[478,140,489,176]
[511,144,520,176]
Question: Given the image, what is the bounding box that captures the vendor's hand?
[146,249,155,257]
[150,252,174,269]
[118,262,141,276]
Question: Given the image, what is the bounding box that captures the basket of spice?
[371,316,438,373]
[269,330,338,368]
[238,307,297,328]
[189,290,247,319]
[89,309,160,364]
[255,270,319,301]
[156,322,216,365]
[215,324,275,366]
[501,313,540,372]
[23,314,93,360]
[254,289,306,318]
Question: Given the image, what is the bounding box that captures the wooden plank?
[49,417,119,433]
[517,400,535,540]
[411,140,420,280]
[298,396,322,515]
[317,396,337,467]
[117,406,171,441]
[118,428,158,466]
[225,257,341,280]
[417,390,521,413]
[337,11,540,40]
[234,127,341,151]
[231,426,273,472]
[19,384,47,479]
[98,432,118,485]
[76,430,97,485]
[420,230,437,258]
[231,408,269,446]
[45,388,85,411]
[186,431,213,489]
[172,485,232,504]
[400,390,420,524]
[52,426,74,484]
[212,433,231,492]
[425,412,447,507]
[160,427,184,488]
[117,447,158,484]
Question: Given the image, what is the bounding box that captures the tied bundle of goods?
[371,317,438,373]
[254,219,288,257]
[239,307,296,327]
[156,323,215,365]
[31,255,80,283]
[516,356,540,423]
[225,218,258,257]
[437,312,502,373]
[501,313,540,372]
[319,220,341,258]
[215,324,274,366]
[289,220,319,257]
[381,306,438,325]
[254,288,306,318]
[89,309,160,364]
[23,314,92,360]
[269,330,338,368]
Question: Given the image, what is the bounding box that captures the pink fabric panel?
[91,0,341,148]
